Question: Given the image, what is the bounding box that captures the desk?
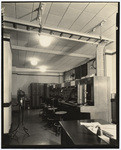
[60,119,115,148]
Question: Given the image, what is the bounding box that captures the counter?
[60,119,116,148]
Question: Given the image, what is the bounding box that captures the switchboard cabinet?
[78,76,111,122]
[29,83,49,109]
[78,77,94,106]
[75,63,87,79]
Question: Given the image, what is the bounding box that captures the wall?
[105,53,116,93]
[112,54,116,93]
[4,40,12,103]
[3,39,12,134]
[12,73,63,97]
[4,106,12,133]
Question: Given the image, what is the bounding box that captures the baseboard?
[2,133,10,148]
[2,123,13,148]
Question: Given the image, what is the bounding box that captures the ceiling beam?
[11,45,93,58]
[12,67,64,75]
[3,16,114,44]
[3,16,39,28]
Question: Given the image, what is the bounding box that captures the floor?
[9,109,61,147]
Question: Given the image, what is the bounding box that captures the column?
[96,42,106,76]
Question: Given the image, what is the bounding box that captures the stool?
[47,117,54,128]
[54,122,61,136]
[55,111,67,121]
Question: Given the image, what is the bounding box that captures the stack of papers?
[100,124,116,140]
[80,122,101,134]
[80,122,116,144]
[80,122,101,127]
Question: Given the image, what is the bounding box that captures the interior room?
[2,1,119,148]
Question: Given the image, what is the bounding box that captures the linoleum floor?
[9,109,61,147]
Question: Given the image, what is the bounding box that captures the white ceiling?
[2,2,118,72]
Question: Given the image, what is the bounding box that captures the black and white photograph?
[1,1,119,148]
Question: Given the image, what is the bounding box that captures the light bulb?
[29,58,39,66]
[39,66,47,72]
[39,35,52,47]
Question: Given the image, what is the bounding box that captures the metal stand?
[10,101,30,143]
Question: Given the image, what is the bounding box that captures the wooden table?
[60,119,116,148]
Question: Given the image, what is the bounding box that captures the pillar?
[96,42,106,76]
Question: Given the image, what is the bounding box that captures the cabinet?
[111,97,117,123]
[78,76,111,122]
[78,77,94,106]
[75,63,87,79]
[29,83,49,109]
